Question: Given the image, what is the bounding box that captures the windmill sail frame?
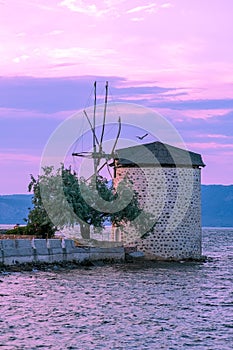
[72,81,121,178]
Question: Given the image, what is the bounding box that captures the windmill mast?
[99,81,108,154]
[72,81,121,180]
[93,81,97,176]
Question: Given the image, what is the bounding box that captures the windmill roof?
[114,141,205,167]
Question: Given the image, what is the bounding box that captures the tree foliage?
[26,169,57,238]
[27,165,155,238]
[26,165,148,239]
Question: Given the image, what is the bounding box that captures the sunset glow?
[1,0,233,193]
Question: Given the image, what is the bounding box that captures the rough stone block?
[72,248,90,262]
[1,240,18,258]
[47,239,63,252]
[0,239,34,264]
[15,239,34,256]
[1,240,16,250]
[47,239,63,262]
[89,247,125,261]
[33,239,49,255]
[32,242,49,262]
[0,248,3,264]
[63,239,76,253]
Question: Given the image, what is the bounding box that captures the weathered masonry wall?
[0,239,125,266]
[113,166,202,260]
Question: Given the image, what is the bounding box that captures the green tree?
[26,168,57,238]
[26,165,154,239]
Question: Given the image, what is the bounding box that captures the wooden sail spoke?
[72,81,121,179]
[83,110,100,147]
[99,81,108,154]
[111,116,121,155]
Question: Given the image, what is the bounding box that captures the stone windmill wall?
[112,142,205,261]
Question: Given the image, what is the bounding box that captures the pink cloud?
[0,0,233,190]
[126,4,157,14]
[0,151,42,194]
[186,142,233,151]
[0,151,40,163]
[202,134,232,139]
[154,107,233,122]
[0,107,73,120]
[0,0,231,97]
[201,153,233,185]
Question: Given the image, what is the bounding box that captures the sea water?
[0,228,232,349]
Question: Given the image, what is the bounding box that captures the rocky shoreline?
[0,254,208,274]
[0,259,119,273]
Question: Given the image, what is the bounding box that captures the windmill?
[72,81,121,179]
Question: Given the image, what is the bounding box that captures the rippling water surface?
[0,228,232,349]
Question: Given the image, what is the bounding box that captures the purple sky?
[0,0,233,194]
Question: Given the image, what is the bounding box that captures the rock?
[128,251,145,258]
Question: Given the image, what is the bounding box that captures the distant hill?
[0,194,33,225]
[0,185,233,226]
[201,185,233,227]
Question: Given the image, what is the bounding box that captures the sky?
[0,0,233,194]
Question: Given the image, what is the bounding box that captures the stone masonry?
[0,239,125,266]
[112,142,205,260]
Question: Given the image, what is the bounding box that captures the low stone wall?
[0,239,125,266]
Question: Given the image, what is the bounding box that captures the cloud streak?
[0,0,233,191]
[126,3,157,14]
[59,0,110,16]
[0,75,178,113]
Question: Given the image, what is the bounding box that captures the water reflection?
[0,229,232,349]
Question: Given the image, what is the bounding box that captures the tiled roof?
[115,142,205,167]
